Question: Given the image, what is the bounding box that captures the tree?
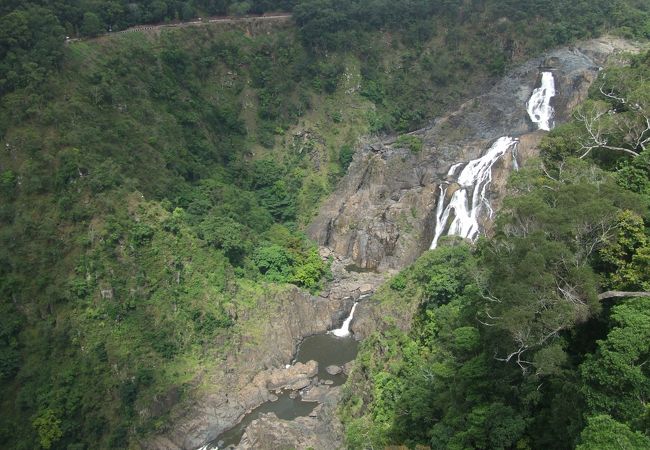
[80,12,105,37]
[576,54,650,160]
[576,415,650,449]
[444,403,527,450]
[291,248,328,292]
[253,244,295,281]
[580,297,650,425]
[576,99,647,159]
[598,210,650,291]
[339,144,355,170]
[32,409,62,449]
[198,216,249,263]
[0,7,64,93]
[229,2,252,16]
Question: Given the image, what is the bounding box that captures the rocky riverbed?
[237,386,344,450]
[144,254,385,450]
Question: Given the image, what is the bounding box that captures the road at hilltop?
[66,13,292,42]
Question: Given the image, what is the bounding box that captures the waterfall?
[527,71,556,131]
[430,137,519,249]
[330,302,358,337]
[512,146,520,171]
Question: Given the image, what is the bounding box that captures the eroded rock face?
[143,288,343,450]
[308,38,634,271]
[255,361,318,391]
[301,384,332,403]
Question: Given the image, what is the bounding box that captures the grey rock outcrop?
[301,384,331,403]
[144,268,387,450]
[257,361,318,390]
[308,37,639,271]
[143,287,346,450]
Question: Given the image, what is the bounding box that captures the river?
[203,327,359,448]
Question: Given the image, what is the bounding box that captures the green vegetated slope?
[341,52,650,449]
[1,1,650,449]
[0,25,361,449]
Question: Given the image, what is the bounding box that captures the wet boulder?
[325,365,342,375]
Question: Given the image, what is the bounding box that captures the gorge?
[163,37,640,450]
[1,1,649,448]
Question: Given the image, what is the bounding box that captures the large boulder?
[255,361,318,391]
[325,365,342,375]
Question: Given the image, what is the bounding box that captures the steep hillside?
[308,39,634,271]
[0,24,360,449]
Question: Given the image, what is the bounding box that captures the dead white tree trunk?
[598,291,650,300]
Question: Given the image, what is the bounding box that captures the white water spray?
[430,137,519,249]
[330,302,358,337]
[527,71,556,131]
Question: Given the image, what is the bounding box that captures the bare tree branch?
[576,85,649,159]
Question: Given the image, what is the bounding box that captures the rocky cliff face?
[143,286,339,450]
[308,38,636,271]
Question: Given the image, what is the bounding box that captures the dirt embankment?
[66,13,292,44]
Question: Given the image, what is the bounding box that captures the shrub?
[395,134,423,153]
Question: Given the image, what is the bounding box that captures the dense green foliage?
[341,54,650,449]
[0,26,346,449]
[295,0,650,51]
[3,0,649,128]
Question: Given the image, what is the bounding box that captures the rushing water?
[430,137,519,249]
[527,71,556,131]
[204,332,359,449]
[430,71,555,248]
[208,393,318,449]
[330,302,358,337]
[204,69,558,450]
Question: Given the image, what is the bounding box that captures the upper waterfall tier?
[527,71,556,131]
[309,42,617,270]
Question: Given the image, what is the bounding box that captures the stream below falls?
[204,332,359,449]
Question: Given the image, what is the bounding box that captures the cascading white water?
[430,137,519,249]
[330,302,358,337]
[527,71,556,131]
